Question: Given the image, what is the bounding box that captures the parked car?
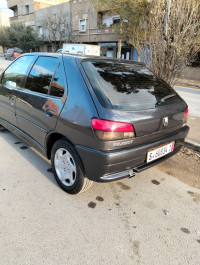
[56,49,63,53]
[0,53,189,194]
[4,48,23,61]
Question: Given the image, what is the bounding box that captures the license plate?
[147,142,175,163]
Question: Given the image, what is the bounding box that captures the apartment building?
[70,0,133,59]
[7,0,133,59]
[35,2,70,52]
[7,0,69,27]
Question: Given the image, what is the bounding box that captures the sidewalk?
[185,116,200,151]
[176,66,200,89]
[176,67,200,150]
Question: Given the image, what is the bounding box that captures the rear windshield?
[82,60,181,111]
[14,49,23,53]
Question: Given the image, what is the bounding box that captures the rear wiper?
[157,94,176,105]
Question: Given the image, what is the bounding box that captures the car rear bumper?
[75,126,189,182]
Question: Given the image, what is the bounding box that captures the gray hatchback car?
[0,53,189,194]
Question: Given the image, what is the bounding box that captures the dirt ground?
[157,146,200,190]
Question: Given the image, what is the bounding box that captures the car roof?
[22,52,146,66]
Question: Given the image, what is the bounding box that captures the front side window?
[24,56,59,94]
[1,55,34,88]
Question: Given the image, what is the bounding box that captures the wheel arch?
[46,132,74,159]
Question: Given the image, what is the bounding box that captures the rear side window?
[82,60,181,111]
[49,64,65,97]
[25,56,59,94]
[1,55,34,88]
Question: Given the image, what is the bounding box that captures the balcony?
[7,0,18,9]
[72,27,118,43]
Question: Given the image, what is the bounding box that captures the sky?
[0,0,13,16]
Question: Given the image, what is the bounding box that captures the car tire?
[4,56,7,60]
[51,139,93,194]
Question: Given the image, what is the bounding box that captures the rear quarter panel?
[53,56,99,148]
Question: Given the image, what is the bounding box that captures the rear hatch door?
[81,59,187,141]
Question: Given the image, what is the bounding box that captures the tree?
[42,10,71,52]
[146,0,200,84]
[7,22,42,52]
[0,27,10,52]
[94,0,150,59]
[94,0,200,85]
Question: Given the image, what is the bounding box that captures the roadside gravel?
[157,146,200,189]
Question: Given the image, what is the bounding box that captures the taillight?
[183,108,188,124]
[91,118,135,141]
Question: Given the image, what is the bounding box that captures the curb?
[184,139,200,152]
[175,81,200,89]
[177,78,200,84]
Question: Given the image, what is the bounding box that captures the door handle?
[45,109,54,117]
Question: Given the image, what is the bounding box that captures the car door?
[15,55,67,147]
[0,55,35,127]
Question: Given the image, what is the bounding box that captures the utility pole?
[118,20,122,59]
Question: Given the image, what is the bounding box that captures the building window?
[25,5,30,14]
[102,16,113,27]
[13,6,18,17]
[113,18,120,25]
[113,15,120,25]
[47,45,52,52]
[38,26,43,36]
[79,19,86,32]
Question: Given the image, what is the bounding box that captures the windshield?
[82,60,181,111]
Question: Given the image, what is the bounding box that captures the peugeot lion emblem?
[163,117,168,127]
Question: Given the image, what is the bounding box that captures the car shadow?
[0,129,59,188]
[0,128,141,199]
